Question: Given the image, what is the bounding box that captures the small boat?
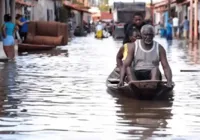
[106,68,174,100]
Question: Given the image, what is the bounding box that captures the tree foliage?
[99,5,109,12]
[98,0,109,12]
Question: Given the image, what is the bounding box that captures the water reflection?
[0,62,21,135]
[188,43,199,64]
[167,40,172,47]
[111,93,173,139]
[19,48,69,57]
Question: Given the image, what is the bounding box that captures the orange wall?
[76,0,89,7]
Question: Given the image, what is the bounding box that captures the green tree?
[98,0,109,12]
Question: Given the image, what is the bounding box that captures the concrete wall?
[198,3,200,33]
[83,13,91,23]
[0,0,5,27]
[31,0,55,21]
[154,12,161,24]
[72,10,91,27]
[73,10,81,27]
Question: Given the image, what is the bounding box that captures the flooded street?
[1,34,200,140]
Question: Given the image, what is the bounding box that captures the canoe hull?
[106,68,174,100]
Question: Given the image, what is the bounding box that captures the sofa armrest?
[58,23,68,45]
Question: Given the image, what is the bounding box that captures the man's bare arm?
[159,45,172,83]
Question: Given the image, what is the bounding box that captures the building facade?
[153,0,200,41]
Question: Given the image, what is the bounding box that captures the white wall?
[154,12,161,24]
[31,0,55,21]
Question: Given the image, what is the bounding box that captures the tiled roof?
[16,0,34,7]
[63,1,91,14]
[100,12,113,20]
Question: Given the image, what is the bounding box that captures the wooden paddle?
[180,70,200,72]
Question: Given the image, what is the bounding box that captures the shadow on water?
[0,61,21,135]
[109,92,173,139]
[188,43,199,64]
[18,48,69,57]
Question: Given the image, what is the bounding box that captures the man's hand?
[130,37,136,42]
[166,81,174,88]
[118,81,124,87]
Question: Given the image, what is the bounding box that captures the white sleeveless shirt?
[133,40,160,70]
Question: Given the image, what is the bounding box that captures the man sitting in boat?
[118,24,173,87]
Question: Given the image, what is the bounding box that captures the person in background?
[166,19,173,41]
[172,14,179,38]
[122,12,145,44]
[115,24,137,81]
[1,14,18,59]
[19,15,29,42]
[95,21,103,38]
[156,22,161,35]
[15,14,28,41]
[182,16,189,39]
[116,24,136,69]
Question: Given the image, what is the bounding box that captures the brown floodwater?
[0,34,200,140]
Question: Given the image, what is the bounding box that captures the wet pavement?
[1,34,200,140]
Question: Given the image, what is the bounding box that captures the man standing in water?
[172,14,179,38]
[118,25,173,87]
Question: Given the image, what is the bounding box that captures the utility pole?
[150,0,153,24]
[168,0,171,18]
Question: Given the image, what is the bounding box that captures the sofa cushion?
[36,21,58,36]
[33,36,45,45]
[31,35,63,46]
[25,34,35,44]
[28,22,36,36]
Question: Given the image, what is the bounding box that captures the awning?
[154,0,176,8]
[63,1,91,14]
[177,0,190,5]
[16,0,34,7]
